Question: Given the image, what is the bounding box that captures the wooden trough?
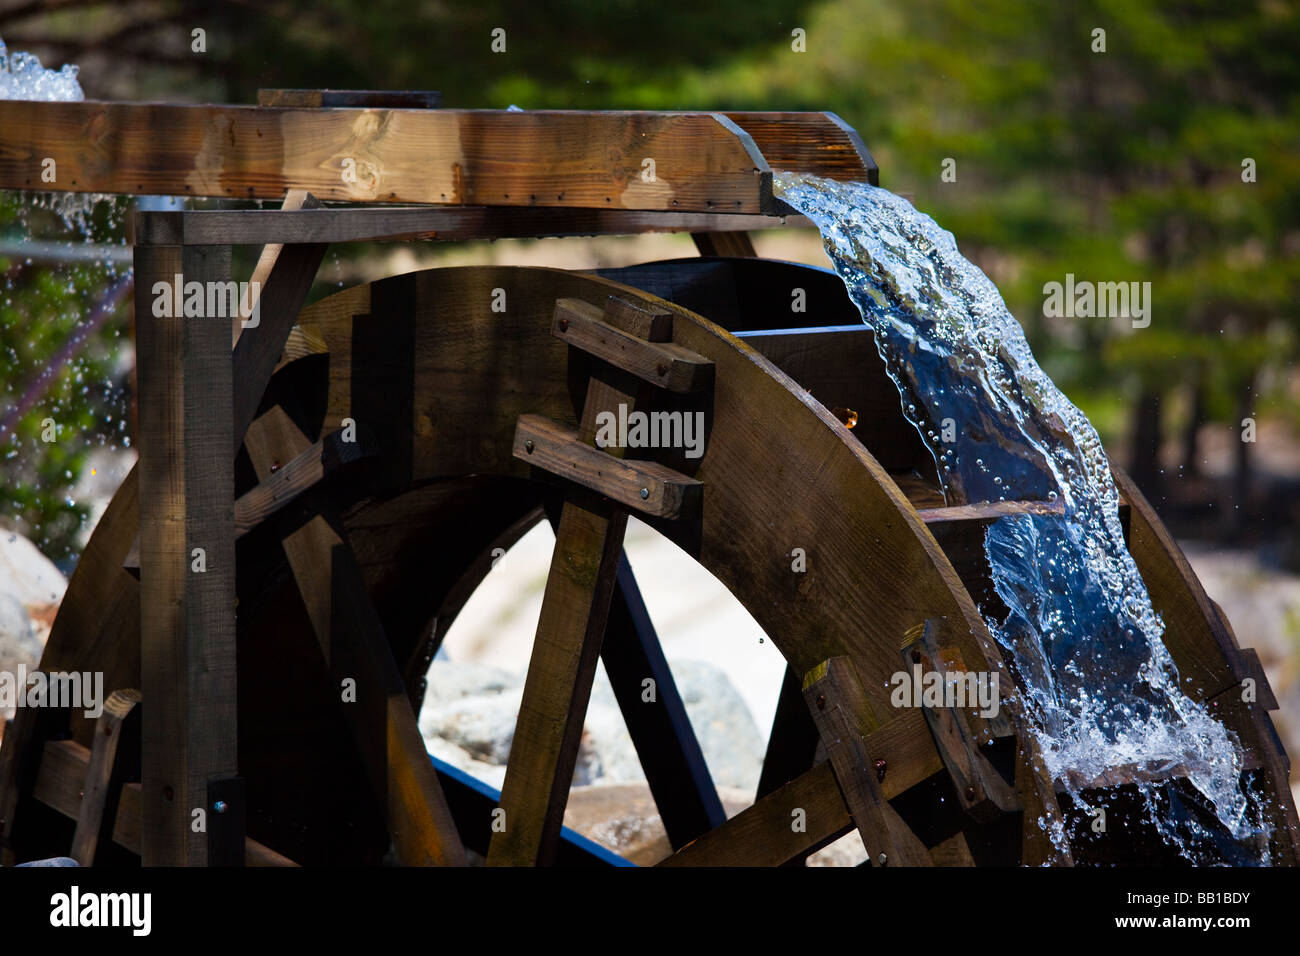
[0,93,1294,867]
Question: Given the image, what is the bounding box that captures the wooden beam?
[899,622,1019,822]
[756,664,822,800]
[659,763,851,867]
[552,298,714,393]
[487,494,629,866]
[134,206,810,247]
[71,689,141,865]
[690,231,757,257]
[431,756,631,867]
[135,242,238,866]
[233,426,376,537]
[33,739,296,866]
[234,189,320,346]
[723,112,879,184]
[0,103,775,212]
[230,239,328,454]
[513,414,702,519]
[803,657,933,866]
[600,556,727,847]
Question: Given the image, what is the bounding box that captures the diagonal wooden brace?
[900,621,1020,822]
[802,657,933,866]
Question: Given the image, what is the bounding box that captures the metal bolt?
[964,786,977,801]
[524,440,535,454]
[876,852,888,866]
[213,800,228,814]
[558,318,569,332]
[269,460,281,473]
[875,758,887,782]
[656,362,669,377]
[639,487,649,500]
[816,693,826,711]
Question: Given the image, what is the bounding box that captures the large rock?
[417,655,765,793]
[0,530,67,721]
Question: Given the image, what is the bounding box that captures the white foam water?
[774,171,1269,863]
[0,38,83,102]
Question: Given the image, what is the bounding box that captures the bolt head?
[815,693,826,711]
[876,853,888,866]
[214,800,228,814]
[964,786,977,801]
[558,318,569,332]
[524,440,535,454]
[639,487,649,500]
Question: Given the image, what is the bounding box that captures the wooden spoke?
[756,664,821,800]
[71,689,141,865]
[489,297,674,866]
[599,556,727,848]
[245,404,466,866]
[659,763,850,867]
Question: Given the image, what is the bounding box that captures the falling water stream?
[774,172,1269,863]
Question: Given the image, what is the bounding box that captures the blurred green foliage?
[0,193,130,563]
[3,0,1297,561]
[200,0,1298,469]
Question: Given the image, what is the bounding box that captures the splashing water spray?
[775,171,1268,864]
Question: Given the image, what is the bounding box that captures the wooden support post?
[488,296,673,866]
[802,657,933,866]
[135,241,239,866]
[71,689,141,865]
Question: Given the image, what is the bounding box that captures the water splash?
[774,171,1266,862]
[0,38,83,102]
[1,38,132,565]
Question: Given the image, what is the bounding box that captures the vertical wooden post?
[135,238,239,865]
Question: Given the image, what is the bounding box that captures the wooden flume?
[0,92,1293,867]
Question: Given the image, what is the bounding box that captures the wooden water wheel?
[0,97,1294,867]
[2,257,1294,867]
